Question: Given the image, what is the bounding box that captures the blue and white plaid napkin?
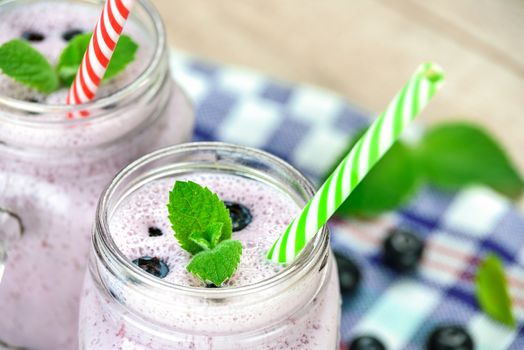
[170,50,524,350]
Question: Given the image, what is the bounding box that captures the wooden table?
[152,0,524,208]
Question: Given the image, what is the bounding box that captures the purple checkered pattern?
[170,50,524,350]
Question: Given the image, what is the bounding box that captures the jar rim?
[94,142,330,299]
[0,0,166,125]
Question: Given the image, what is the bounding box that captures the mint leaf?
[104,35,138,80]
[475,254,515,327]
[186,239,243,286]
[56,33,91,86]
[189,223,223,251]
[56,33,138,86]
[167,181,232,255]
[342,141,418,216]
[418,123,524,199]
[326,129,419,217]
[0,39,59,94]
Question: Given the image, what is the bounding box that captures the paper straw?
[66,0,136,116]
[267,62,444,264]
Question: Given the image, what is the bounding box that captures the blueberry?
[148,226,163,237]
[132,256,169,278]
[62,29,84,41]
[427,325,473,350]
[224,202,252,232]
[334,252,361,295]
[21,31,45,42]
[349,335,386,350]
[383,228,424,272]
[205,283,218,288]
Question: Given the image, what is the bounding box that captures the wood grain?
[151,0,524,208]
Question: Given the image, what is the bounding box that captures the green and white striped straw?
[267,62,444,264]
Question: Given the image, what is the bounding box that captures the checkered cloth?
[170,50,524,350]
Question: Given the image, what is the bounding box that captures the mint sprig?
[168,181,242,286]
[56,33,138,86]
[0,40,59,94]
[0,33,138,95]
[328,122,524,217]
[168,181,233,255]
[475,253,515,327]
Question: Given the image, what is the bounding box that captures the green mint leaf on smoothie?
[56,33,90,86]
[186,239,243,286]
[168,181,242,286]
[56,33,138,86]
[189,223,224,251]
[475,253,515,328]
[418,123,524,199]
[167,181,233,255]
[104,35,138,80]
[0,39,59,94]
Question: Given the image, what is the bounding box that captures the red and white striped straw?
[66,0,136,116]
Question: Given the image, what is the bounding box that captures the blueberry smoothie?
[79,143,341,349]
[0,1,194,348]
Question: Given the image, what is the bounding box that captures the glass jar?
[0,0,194,348]
[80,142,341,349]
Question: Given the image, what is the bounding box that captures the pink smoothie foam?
[0,2,194,349]
[111,174,299,287]
[79,173,340,349]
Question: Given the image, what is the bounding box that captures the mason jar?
[0,0,194,348]
[79,142,341,349]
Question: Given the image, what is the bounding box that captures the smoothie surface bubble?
[0,1,151,104]
[110,173,302,287]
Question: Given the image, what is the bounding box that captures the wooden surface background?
[151,0,524,207]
